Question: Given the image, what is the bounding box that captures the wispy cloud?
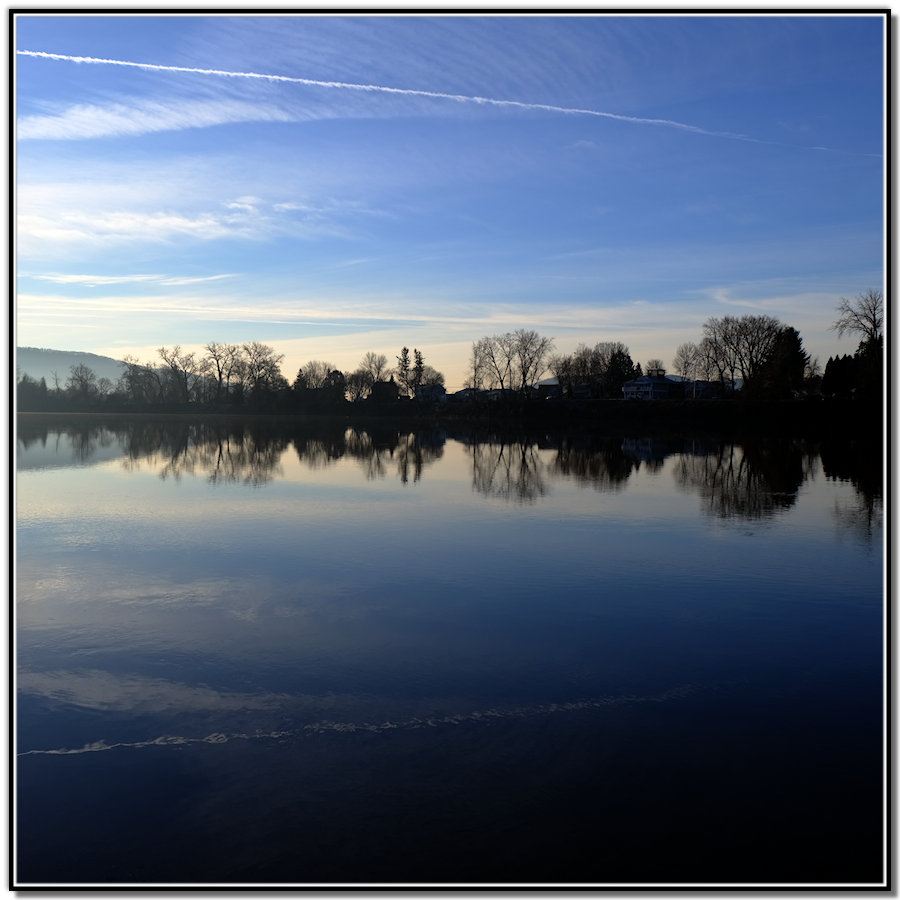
[17,98,294,140]
[14,49,760,143]
[19,48,881,158]
[27,272,237,287]
[16,184,361,254]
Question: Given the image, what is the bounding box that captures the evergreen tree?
[396,347,411,397]
[746,326,809,398]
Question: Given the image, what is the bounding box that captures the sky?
[14,12,885,391]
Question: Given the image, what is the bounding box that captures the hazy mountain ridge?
[16,347,127,385]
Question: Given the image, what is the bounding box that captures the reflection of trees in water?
[673,440,809,519]
[17,419,117,463]
[549,437,636,492]
[394,431,445,484]
[293,427,445,483]
[292,430,350,470]
[820,439,883,542]
[15,421,883,538]
[16,420,50,451]
[122,421,287,486]
[469,439,548,503]
[344,428,390,480]
[18,419,449,486]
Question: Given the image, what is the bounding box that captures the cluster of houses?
[388,367,723,404]
[620,368,722,400]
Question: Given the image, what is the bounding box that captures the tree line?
[16,290,883,412]
[16,341,447,413]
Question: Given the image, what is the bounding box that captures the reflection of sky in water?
[15,425,884,885]
[18,432,882,719]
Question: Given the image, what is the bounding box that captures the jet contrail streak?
[17,48,746,141]
[18,48,881,157]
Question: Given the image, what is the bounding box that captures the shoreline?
[15,397,882,440]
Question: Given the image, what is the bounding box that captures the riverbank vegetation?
[16,291,883,437]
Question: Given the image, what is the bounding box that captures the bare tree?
[96,376,114,398]
[294,359,335,390]
[548,353,574,397]
[65,363,97,400]
[701,315,781,390]
[360,351,389,384]
[242,342,286,395]
[646,358,665,373]
[119,355,164,405]
[511,329,554,395]
[673,343,700,379]
[832,289,883,344]
[470,331,551,394]
[157,345,210,404]
[468,338,488,390]
[471,334,515,391]
[345,369,371,402]
[204,342,243,403]
[420,364,445,387]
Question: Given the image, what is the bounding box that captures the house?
[622,368,685,400]
[415,383,447,403]
[450,387,482,402]
[370,377,400,403]
[681,379,723,399]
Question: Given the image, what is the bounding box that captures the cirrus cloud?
[18,98,296,140]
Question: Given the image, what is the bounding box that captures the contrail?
[17,48,747,141]
[17,49,881,157]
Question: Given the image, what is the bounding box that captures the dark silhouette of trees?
[322,369,347,404]
[548,341,636,398]
[119,355,164,406]
[470,330,553,396]
[744,327,809,399]
[820,290,884,402]
[294,360,335,391]
[203,342,243,405]
[701,314,783,391]
[390,348,442,399]
[360,351,390,384]
[833,289,883,345]
[602,344,638,398]
[243,343,286,394]
[470,333,513,392]
[411,349,425,397]
[420,365,445,387]
[511,329,554,396]
[344,352,390,401]
[821,355,857,397]
[157,345,209,404]
[16,373,49,410]
[345,369,370,402]
[396,347,412,397]
[14,295,877,415]
[65,363,98,403]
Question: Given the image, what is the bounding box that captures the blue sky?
[15,12,885,390]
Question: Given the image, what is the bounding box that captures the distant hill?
[16,347,127,386]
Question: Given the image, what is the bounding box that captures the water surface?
[16,418,884,886]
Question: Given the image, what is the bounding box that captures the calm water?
[15,417,884,887]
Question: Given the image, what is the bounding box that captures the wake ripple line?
[18,684,698,757]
